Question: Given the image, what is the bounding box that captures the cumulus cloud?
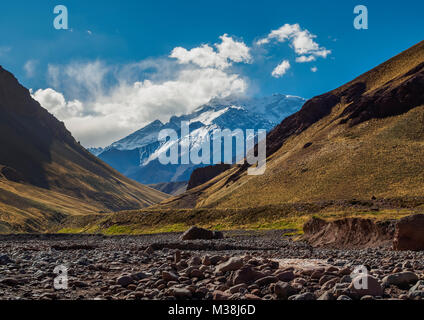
[257,23,331,62]
[296,55,316,63]
[311,66,318,73]
[31,88,84,119]
[33,37,249,147]
[170,34,251,70]
[272,60,291,78]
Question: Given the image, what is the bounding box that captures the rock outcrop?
[393,214,424,251]
[303,217,396,248]
[187,164,232,190]
[180,226,224,241]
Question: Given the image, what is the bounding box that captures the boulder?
[348,275,383,297]
[382,272,419,289]
[216,257,243,273]
[393,214,424,251]
[232,266,264,285]
[162,271,179,282]
[274,282,297,300]
[213,290,231,300]
[180,226,224,241]
[173,288,192,299]
[117,275,133,287]
[275,270,295,282]
[254,276,278,286]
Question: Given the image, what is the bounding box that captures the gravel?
[0,230,423,300]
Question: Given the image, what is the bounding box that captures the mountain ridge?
[93,94,306,185]
[159,40,424,209]
[0,66,168,232]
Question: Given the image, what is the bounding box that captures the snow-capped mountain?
[87,147,104,156]
[92,94,305,185]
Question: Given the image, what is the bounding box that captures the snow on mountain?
[94,94,305,185]
[87,147,104,156]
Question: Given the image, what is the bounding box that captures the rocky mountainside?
[147,181,188,196]
[93,95,305,185]
[160,40,424,209]
[0,66,168,232]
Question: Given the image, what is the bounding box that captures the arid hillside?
[0,66,168,232]
[160,40,424,209]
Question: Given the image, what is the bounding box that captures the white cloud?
[34,43,249,147]
[257,23,331,63]
[24,60,38,78]
[170,34,251,70]
[31,88,84,119]
[296,55,316,63]
[272,60,290,78]
[311,66,318,73]
[48,60,109,99]
[257,24,301,45]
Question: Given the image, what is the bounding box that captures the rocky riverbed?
[0,231,424,301]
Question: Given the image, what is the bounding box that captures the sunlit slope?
[161,41,424,209]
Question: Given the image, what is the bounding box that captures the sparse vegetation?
[54,201,420,235]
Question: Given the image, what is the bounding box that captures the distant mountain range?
[89,94,306,185]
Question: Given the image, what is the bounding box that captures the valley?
[1,231,423,301]
[1,38,424,302]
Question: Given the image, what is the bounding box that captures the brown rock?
[180,226,224,241]
[382,272,419,289]
[189,256,202,266]
[228,284,247,294]
[275,270,295,282]
[254,276,278,286]
[349,275,383,297]
[274,282,297,300]
[209,255,223,265]
[303,217,395,248]
[319,275,336,286]
[233,266,265,285]
[393,214,424,251]
[245,293,262,300]
[213,290,231,300]
[216,257,243,273]
[162,271,179,282]
[117,276,133,288]
[202,256,211,266]
[173,288,192,299]
[189,269,204,279]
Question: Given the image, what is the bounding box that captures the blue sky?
[0,0,423,147]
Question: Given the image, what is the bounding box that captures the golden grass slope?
[160,40,424,210]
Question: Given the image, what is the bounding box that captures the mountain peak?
[97,94,305,185]
[160,40,424,210]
